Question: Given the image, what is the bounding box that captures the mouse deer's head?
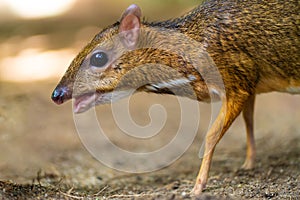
[52,4,213,113]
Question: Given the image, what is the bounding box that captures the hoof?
[241,160,255,170]
[191,183,205,196]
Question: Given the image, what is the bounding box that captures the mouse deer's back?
[182,0,300,94]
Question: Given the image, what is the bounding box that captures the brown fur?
[52,0,300,195]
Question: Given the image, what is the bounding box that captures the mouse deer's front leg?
[192,94,251,195]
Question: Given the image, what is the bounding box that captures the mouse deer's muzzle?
[51,85,72,105]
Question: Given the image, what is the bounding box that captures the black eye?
[90,52,109,68]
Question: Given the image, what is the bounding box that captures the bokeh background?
[0,0,299,198]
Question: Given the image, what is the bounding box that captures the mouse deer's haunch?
[51,0,299,195]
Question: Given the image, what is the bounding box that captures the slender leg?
[241,95,256,169]
[192,97,247,195]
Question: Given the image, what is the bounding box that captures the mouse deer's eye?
[90,51,109,68]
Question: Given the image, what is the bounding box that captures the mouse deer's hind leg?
[192,94,250,195]
[241,95,256,169]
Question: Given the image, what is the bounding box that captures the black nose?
[51,86,71,105]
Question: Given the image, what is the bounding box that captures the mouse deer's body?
[52,0,299,195]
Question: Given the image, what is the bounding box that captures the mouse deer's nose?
[51,86,72,105]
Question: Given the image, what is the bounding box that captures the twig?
[59,191,85,199]
[93,185,109,196]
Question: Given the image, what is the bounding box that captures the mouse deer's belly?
[281,86,300,94]
[281,78,300,94]
[256,77,300,95]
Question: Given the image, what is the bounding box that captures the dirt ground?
[0,81,299,200]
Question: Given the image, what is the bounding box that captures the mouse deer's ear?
[119,4,142,49]
[121,4,142,20]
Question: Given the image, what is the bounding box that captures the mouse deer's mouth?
[73,92,97,114]
[73,90,132,114]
